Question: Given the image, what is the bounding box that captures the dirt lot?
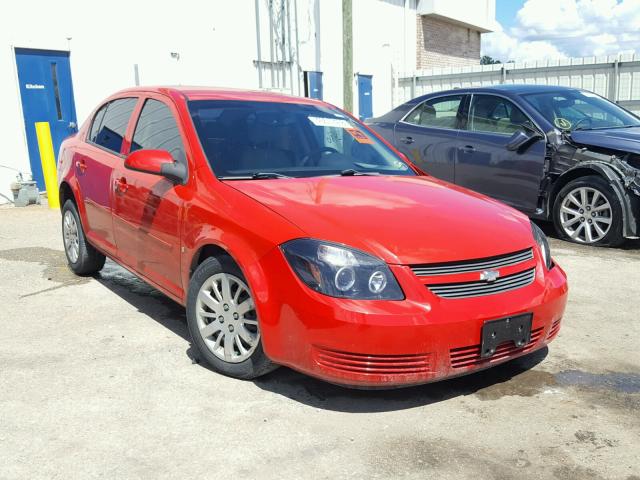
[1,204,639,480]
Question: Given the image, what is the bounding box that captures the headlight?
[531,221,552,270]
[281,239,404,300]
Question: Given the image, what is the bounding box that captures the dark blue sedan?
[367,84,640,246]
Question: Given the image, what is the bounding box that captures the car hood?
[227,175,534,265]
[570,127,640,154]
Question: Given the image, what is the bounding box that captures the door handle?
[115,177,128,194]
[75,159,87,173]
[461,145,475,153]
[400,136,414,145]
[68,121,77,130]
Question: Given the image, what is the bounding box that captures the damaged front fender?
[547,140,640,239]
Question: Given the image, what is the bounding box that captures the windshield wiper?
[219,172,292,180]
[339,169,380,176]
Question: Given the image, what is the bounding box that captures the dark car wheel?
[62,200,106,275]
[186,256,277,379]
[553,175,624,247]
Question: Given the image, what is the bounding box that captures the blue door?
[305,71,323,100]
[15,48,78,189]
[357,74,372,120]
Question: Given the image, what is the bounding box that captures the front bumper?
[256,248,569,388]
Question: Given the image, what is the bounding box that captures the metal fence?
[394,53,640,114]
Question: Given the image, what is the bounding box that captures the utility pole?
[342,0,353,112]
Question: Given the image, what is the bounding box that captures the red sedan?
[57,87,568,387]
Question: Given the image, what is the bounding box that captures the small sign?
[25,83,45,90]
[346,128,374,144]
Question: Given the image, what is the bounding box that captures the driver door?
[112,95,188,300]
[455,94,546,213]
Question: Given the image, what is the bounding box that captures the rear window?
[90,98,137,154]
[188,100,413,178]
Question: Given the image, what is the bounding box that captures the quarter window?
[468,95,534,135]
[404,95,463,129]
[91,98,137,154]
[131,99,185,164]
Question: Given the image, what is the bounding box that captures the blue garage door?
[357,74,372,120]
[15,48,78,189]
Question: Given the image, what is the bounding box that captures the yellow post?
[34,122,60,209]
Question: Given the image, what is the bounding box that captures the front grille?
[450,326,544,369]
[427,268,535,299]
[314,347,430,375]
[547,318,562,339]
[411,248,533,276]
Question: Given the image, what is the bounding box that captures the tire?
[61,199,106,275]
[186,256,277,380]
[552,175,624,247]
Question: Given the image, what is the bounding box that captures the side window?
[404,95,463,129]
[131,99,185,164]
[88,104,107,143]
[92,98,137,153]
[468,95,534,135]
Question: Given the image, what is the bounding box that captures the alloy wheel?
[560,186,612,243]
[195,273,260,363]
[63,210,80,263]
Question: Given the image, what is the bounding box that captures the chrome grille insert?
[427,268,536,299]
[411,248,533,276]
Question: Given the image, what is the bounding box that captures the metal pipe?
[286,0,294,94]
[293,0,302,95]
[268,0,275,88]
[134,64,140,86]
[255,0,263,88]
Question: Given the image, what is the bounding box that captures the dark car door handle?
[400,136,414,145]
[460,145,475,153]
[75,159,87,173]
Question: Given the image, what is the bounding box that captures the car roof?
[428,84,582,96]
[110,86,327,105]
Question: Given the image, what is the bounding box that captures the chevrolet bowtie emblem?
[480,270,500,282]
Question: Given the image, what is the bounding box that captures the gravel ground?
[0,204,639,480]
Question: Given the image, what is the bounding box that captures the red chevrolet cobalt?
[57,87,568,387]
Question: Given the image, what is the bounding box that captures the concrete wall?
[416,15,481,69]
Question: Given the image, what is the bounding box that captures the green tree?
[480,55,502,65]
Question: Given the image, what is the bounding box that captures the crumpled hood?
[227,175,534,265]
[570,127,640,155]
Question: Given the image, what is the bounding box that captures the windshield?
[188,100,414,179]
[522,90,640,131]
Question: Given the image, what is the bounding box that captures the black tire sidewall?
[61,200,105,274]
[186,256,275,380]
[553,176,624,247]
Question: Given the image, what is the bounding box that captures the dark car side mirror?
[125,149,187,184]
[506,129,542,152]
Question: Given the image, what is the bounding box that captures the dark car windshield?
[522,90,640,131]
[188,100,414,179]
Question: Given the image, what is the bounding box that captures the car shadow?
[94,259,551,412]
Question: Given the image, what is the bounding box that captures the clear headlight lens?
[531,221,552,270]
[281,239,404,300]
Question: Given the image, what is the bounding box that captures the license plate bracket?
[480,313,532,359]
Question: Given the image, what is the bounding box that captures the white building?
[0,0,494,202]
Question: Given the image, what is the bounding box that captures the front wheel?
[186,256,277,379]
[552,175,624,247]
[62,200,106,275]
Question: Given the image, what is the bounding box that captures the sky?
[483,0,640,62]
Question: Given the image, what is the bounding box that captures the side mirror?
[506,129,541,152]
[125,149,187,184]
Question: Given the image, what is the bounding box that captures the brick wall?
[416,15,481,69]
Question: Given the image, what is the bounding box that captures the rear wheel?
[186,256,277,379]
[553,175,624,247]
[62,200,106,275]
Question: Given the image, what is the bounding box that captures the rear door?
[112,95,187,299]
[393,94,465,183]
[74,97,137,255]
[455,94,545,213]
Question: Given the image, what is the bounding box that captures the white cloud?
[482,0,640,62]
